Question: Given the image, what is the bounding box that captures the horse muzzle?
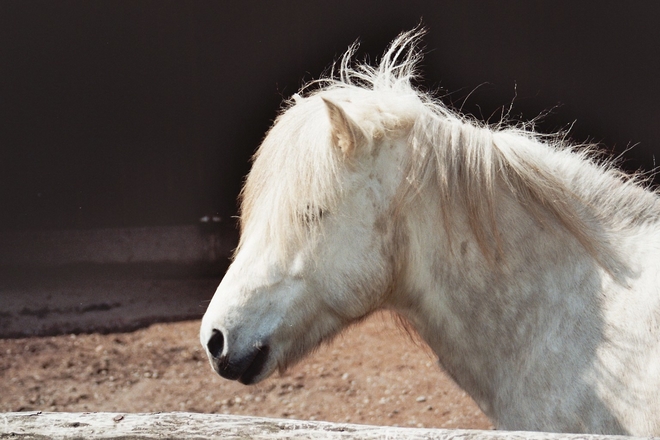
[205,328,271,385]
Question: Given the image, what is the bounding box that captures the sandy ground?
[0,311,491,430]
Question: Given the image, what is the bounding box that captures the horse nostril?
[207,329,225,359]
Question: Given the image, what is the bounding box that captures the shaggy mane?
[238,28,659,275]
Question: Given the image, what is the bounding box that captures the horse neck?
[386,128,635,415]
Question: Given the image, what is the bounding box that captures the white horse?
[200,29,660,435]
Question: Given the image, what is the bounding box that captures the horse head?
[200,86,416,383]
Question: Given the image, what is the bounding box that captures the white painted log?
[0,412,640,440]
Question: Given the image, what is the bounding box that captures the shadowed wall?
[1,1,658,231]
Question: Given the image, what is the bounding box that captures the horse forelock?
[238,98,342,259]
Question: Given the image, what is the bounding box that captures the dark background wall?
[1,1,659,231]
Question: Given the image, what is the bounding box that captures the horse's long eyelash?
[302,205,325,223]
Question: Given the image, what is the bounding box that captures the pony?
[200,29,660,435]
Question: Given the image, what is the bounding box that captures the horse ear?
[322,97,367,157]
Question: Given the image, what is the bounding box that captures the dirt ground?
[0,311,491,430]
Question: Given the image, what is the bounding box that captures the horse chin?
[236,345,272,385]
[273,314,352,377]
[234,340,311,385]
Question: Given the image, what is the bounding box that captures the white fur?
[201,29,660,435]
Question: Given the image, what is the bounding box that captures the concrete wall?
[0,224,236,267]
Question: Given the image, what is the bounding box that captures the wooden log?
[0,412,639,440]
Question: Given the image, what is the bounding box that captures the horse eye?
[302,205,325,224]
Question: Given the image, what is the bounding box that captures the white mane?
[239,28,659,273]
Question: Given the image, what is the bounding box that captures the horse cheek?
[327,237,391,320]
